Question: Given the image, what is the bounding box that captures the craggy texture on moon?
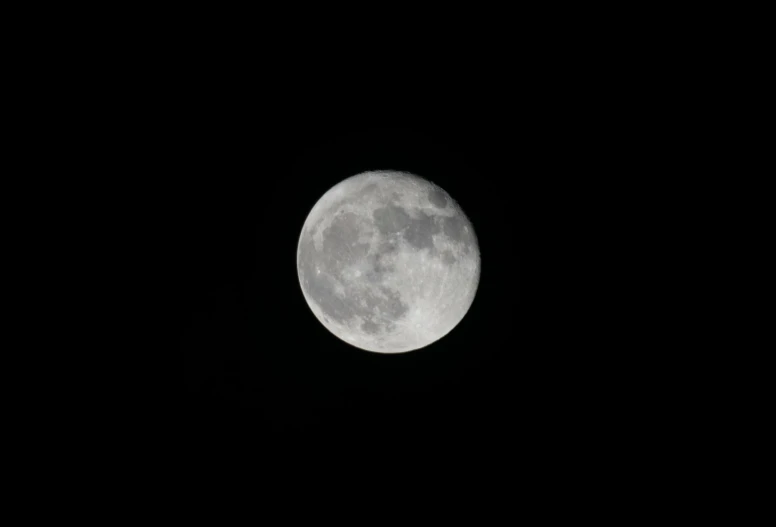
[297,170,480,353]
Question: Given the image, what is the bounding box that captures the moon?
[297,170,480,353]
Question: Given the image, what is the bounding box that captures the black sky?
[163,100,652,464]
[171,125,528,435]
[96,14,692,501]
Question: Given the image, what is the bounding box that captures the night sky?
[167,118,640,463]
[66,14,681,503]
[173,127,519,429]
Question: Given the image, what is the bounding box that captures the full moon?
[297,170,480,353]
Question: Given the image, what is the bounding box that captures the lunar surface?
[297,170,480,353]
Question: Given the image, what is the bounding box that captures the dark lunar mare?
[438,213,474,253]
[404,211,438,251]
[427,187,449,208]
[372,206,439,252]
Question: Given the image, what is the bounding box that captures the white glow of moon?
[297,170,480,353]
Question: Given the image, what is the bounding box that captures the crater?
[376,239,399,255]
[361,319,382,334]
[363,253,392,283]
[428,187,448,208]
[440,249,457,265]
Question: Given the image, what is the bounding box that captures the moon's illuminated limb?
[297,170,480,353]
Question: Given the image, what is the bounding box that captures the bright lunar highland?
[297,170,480,353]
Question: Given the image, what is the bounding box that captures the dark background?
[85,11,713,505]
[39,10,703,503]
[160,85,655,463]
[170,124,542,445]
